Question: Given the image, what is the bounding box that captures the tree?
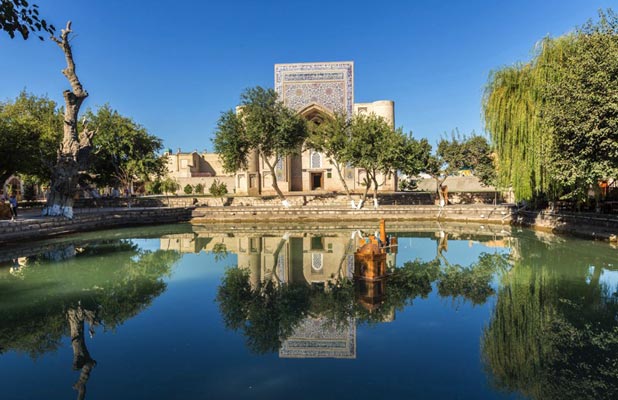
[544,10,618,204]
[0,0,55,40]
[346,113,402,208]
[398,133,432,191]
[306,111,355,206]
[483,10,618,203]
[194,183,204,194]
[0,92,62,185]
[43,22,94,219]
[209,178,228,205]
[145,179,162,195]
[213,87,307,206]
[160,177,179,195]
[87,105,165,193]
[426,132,496,205]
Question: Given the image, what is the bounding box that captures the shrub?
[183,184,193,195]
[194,183,204,194]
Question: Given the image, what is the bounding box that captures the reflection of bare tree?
[67,303,98,400]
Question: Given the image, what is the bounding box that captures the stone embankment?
[191,204,513,224]
[0,207,193,244]
[513,210,618,241]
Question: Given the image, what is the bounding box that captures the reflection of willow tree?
[217,251,509,353]
[0,240,181,399]
[482,234,618,400]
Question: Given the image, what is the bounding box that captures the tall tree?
[306,111,354,206]
[544,10,618,204]
[86,105,165,192]
[483,10,618,203]
[346,113,404,208]
[213,87,307,206]
[0,0,55,40]
[42,21,93,218]
[0,92,62,185]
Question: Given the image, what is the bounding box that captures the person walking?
[9,193,18,221]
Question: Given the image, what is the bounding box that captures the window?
[311,253,323,272]
[311,236,324,250]
[311,151,321,169]
[180,159,188,168]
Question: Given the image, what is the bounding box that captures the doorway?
[310,172,323,190]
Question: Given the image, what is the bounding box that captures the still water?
[0,222,617,399]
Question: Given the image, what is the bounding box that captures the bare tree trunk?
[331,159,353,202]
[371,172,380,209]
[42,22,93,219]
[357,176,371,209]
[262,155,288,206]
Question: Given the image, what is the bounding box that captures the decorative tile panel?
[274,62,354,116]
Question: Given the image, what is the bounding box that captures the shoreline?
[0,204,617,245]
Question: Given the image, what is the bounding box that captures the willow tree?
[42,21,93,218]
[484,10,618,204]
[483,62,545,201]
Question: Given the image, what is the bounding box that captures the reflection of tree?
[438,253,510,305]
[0,240,181,399]
[217,251,509,353]
[482,234,618,400]
[217,268,311,354]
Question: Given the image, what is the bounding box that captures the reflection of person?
[9,193,18,220]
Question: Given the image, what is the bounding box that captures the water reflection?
[1,224,617,399]
[213,226,511,358]
[0,239,181,399]
[481,233,618,400]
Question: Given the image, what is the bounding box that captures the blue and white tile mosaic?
[274,62,354,116]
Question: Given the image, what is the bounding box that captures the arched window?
[311,151,322,169]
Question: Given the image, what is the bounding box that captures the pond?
[0,222,617,400]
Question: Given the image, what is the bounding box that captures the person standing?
[9,193,18,221]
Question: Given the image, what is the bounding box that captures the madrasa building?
[235,61,397,195]
[164,61,398,195]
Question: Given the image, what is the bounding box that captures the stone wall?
[513,210,618,241]
[0,207,193,244]
[192,204,513,224]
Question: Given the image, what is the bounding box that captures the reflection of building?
[279,317,356,359]
[159,229,400,358]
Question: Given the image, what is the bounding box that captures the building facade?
[164,149,235,192]
[234,61,397,195]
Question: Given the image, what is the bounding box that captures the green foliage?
[145,179,162,195]
[0,91,62,184]
[87,105,165,190]
[306,112,353,196]
[484,9,618,201]
[0,239,180,358]
[346,113,403,203]
[183,184,193,195]
[216,268,311,354]
[160,177,179,194]
[544,10,618,197]
[213,87,307,199]
[436,132,496,186]
[209,179,228,198]
[21,175,37,201]
[216,251,509,354]
[0,0,55,40]
[194,183,204,194]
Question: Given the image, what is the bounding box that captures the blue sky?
[1,0,614,152]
